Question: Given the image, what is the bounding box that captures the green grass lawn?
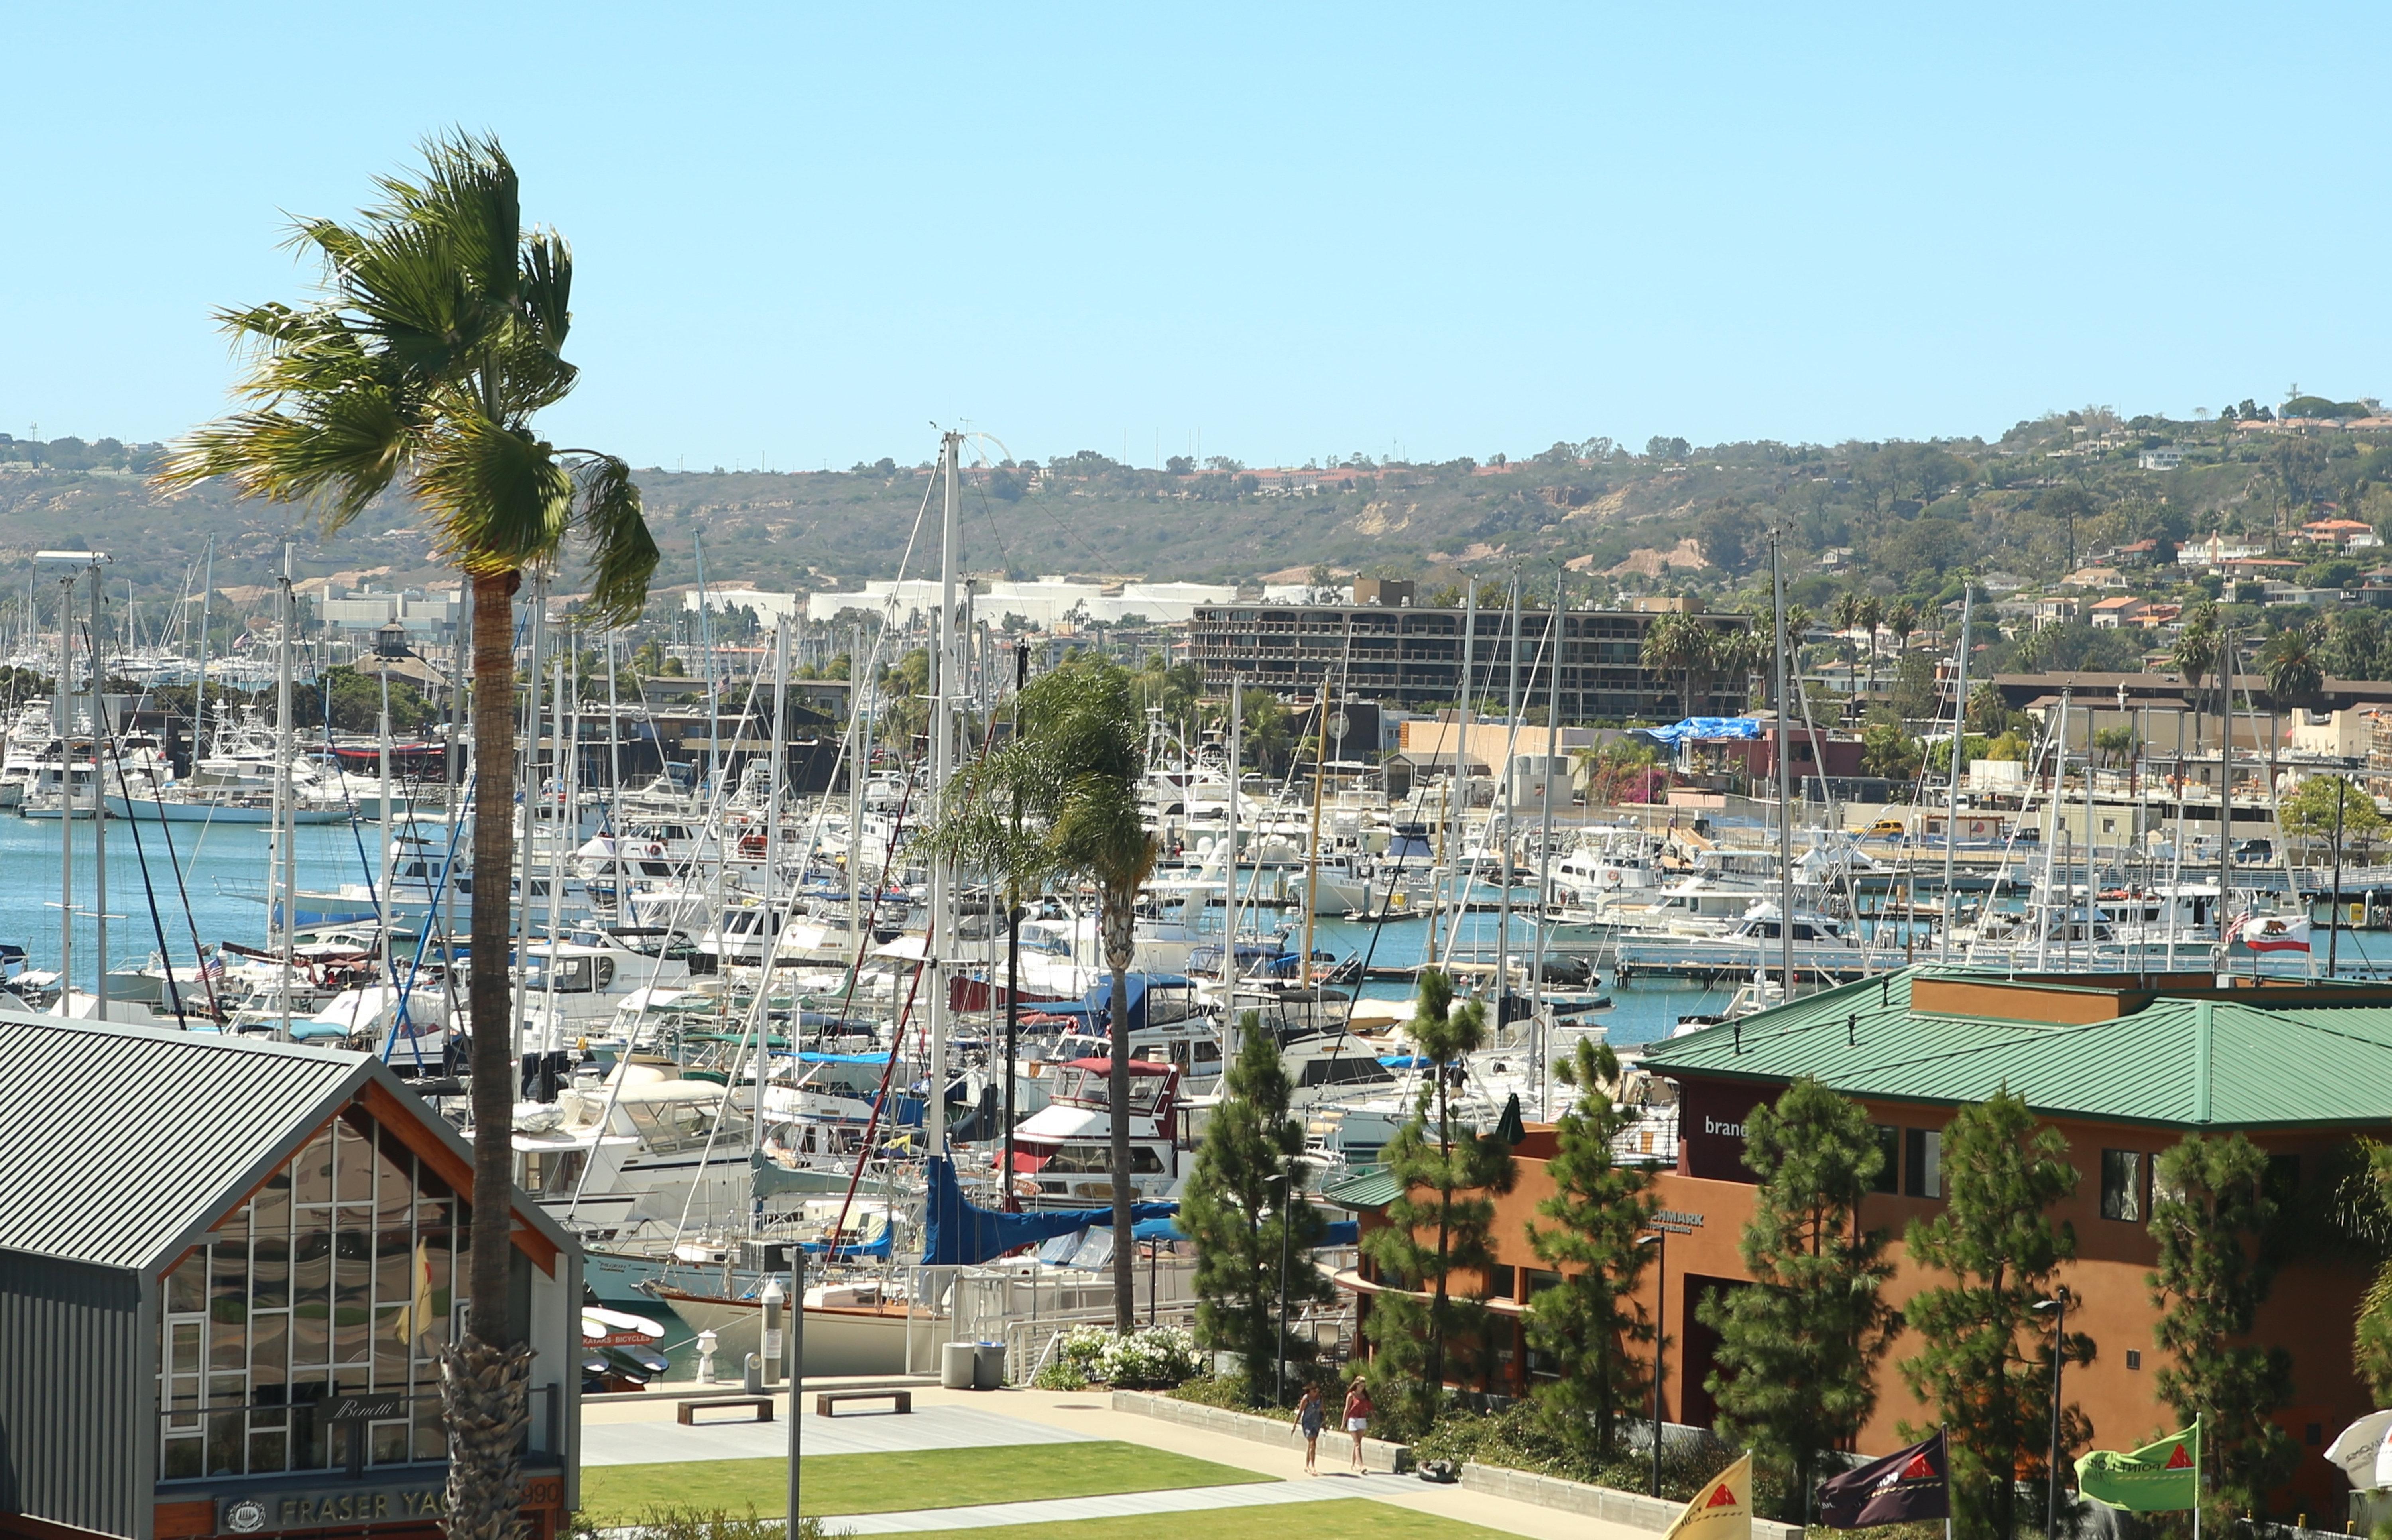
[889,1499,1528,1540]
[578,1441,1270,1521]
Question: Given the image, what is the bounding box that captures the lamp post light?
[1639,1228,1669,1497]
[787,1252,805,1540]
[2034,1286,2072,1540]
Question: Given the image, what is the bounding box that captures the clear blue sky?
[6,4,2381,472]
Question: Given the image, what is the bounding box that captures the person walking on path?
[1342,1379,1373,1473]
[1295,1383,1325,1474]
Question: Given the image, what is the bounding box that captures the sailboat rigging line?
[320,675,388,927]
[812,775,919,1053]
[823,955,929,1262]
[1438,590,1558,970]
[86,633,191,1029]
[380,772,473,1072]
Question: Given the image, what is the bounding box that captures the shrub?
[571,1507,843,1540]
[1035,1324,1202,1390]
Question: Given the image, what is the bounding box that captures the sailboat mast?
[275,544,296,1038]
[1771,537,1794,996]
[926,430,963,1158]
[763,614,790,1138]
[1535,571,1562,1116]
[1940,586,1973,965]
[511,574,547,1062]
[193,535,214,764]
[1225,674,1241,995]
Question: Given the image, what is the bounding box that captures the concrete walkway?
[584,1403,1091,1465]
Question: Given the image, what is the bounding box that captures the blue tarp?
[918,1156,1176,1266]
[1131,1215,1186,1243]
[797,1050,895,1065]
[1644,716,1763,745]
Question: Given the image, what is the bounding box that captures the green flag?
[2076,1422,2200,1512]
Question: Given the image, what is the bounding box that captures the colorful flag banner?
[2229,913,2311,952]
[2326,1410,2392,1493]
[1818,1431,1951,1528]
[2077,1423,2200,1512]
[1664,1452,1753,1540]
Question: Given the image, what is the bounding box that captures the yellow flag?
[1664,1452,1753,1540]
[390,1241,437,1345]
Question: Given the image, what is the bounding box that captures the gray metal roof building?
[0,1011,582,1540]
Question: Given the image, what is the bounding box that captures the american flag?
[198,954,226,981]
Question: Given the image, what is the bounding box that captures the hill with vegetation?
[4,400,2386,630]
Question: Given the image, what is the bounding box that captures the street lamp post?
[1640,1228,1668,1497]
[785,1251,806,1538]
[2034,1287,2072,1540]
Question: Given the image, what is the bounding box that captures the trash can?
[973,1341,1007,1390]
[940,1340,978,1390]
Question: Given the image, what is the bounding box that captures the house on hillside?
[2088,596,2148,629]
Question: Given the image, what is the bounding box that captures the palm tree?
[1887,597,1920,653]
[2260,625,2326,800]
[1857,594,1886,696]
[159,133,657,1539]
[2174,601,2220,753]
[1831,589,1865,674]
[1639,612,1709,718]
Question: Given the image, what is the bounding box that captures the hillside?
[2,405,2385,618]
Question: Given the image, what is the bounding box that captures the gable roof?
[0,1009,573,1274]
[1640,967,2392,1131]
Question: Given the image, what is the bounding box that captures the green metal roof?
[1639,968,2392,1131]
[1321,1166,1403,1209]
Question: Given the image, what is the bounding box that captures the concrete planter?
[1460,1461,1801,1540]
[1110,1388,1414,1472]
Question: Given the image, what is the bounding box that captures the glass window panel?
[375,1129,416,1222]
[412,1402,444,1463]
[371,1421,410,1465]
[251,1235,290,1309]
[167,1257,205,1315]
[335,1229,372,1363]
[292,1230,332,1365]
[167,1375,202,1425]
[248,1430,287,1475]
[335,1122,375,1204]
[2101,1149,2145,1221]
[171,1320,203,1376]
[162,1436,203,1480]
[294,1132,336,1206]
[252,1170,293,1238]
[205,1410,244,1476]
[209,1310,246,1374]
[249,1312,289,1388]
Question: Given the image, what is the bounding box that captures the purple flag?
[1817,1432,1950,1528]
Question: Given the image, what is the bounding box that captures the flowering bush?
[1035,1325,1202,1390]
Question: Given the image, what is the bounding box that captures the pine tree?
[1182,1013,1330,1402]
[2149,1134,2296,1522]
[1523,1039,1657,1467]
[1360,968,1517,1433]
[1898,1090,2091,1540]
[1700,1078,1901,1522]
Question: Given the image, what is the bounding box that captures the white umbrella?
[2326,1409,2392,1491]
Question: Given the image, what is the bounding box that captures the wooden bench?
[677,1396,774,1425]
[815,1389,913,1418]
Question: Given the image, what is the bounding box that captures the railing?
[157,1385,560,1484]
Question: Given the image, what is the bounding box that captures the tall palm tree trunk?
[445,569,531,1540]
[1105,886,1137,1333]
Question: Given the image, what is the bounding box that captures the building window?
[2100,1150,2145,1221]
[1484,1265,1517,1301]
[1523,1271,1562,1378]
[1903,1129,1941,1198]
[158,1114,459,1482]
[1873,1126,1900,1193]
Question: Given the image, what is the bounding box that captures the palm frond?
[520,229,572,347]
[156,393,411,531]
[415,416,572,576]
[371,130,521,310]
[570,455,659,624]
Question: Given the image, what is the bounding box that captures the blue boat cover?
[918,1156,1175,1265]
[1643,716,1763,744]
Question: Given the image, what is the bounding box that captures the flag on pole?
[1818,1432,1951,1528]
[2228,913,2311,952]
[2077,1423,2201,1512]
[2326,1410,2392,1493]
[1664,1452,1753,1540]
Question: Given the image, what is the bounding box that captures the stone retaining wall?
[1109,1389,1414,1471]
[1460,1461,1800,1540]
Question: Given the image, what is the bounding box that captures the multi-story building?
[1186,600,1751,721]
